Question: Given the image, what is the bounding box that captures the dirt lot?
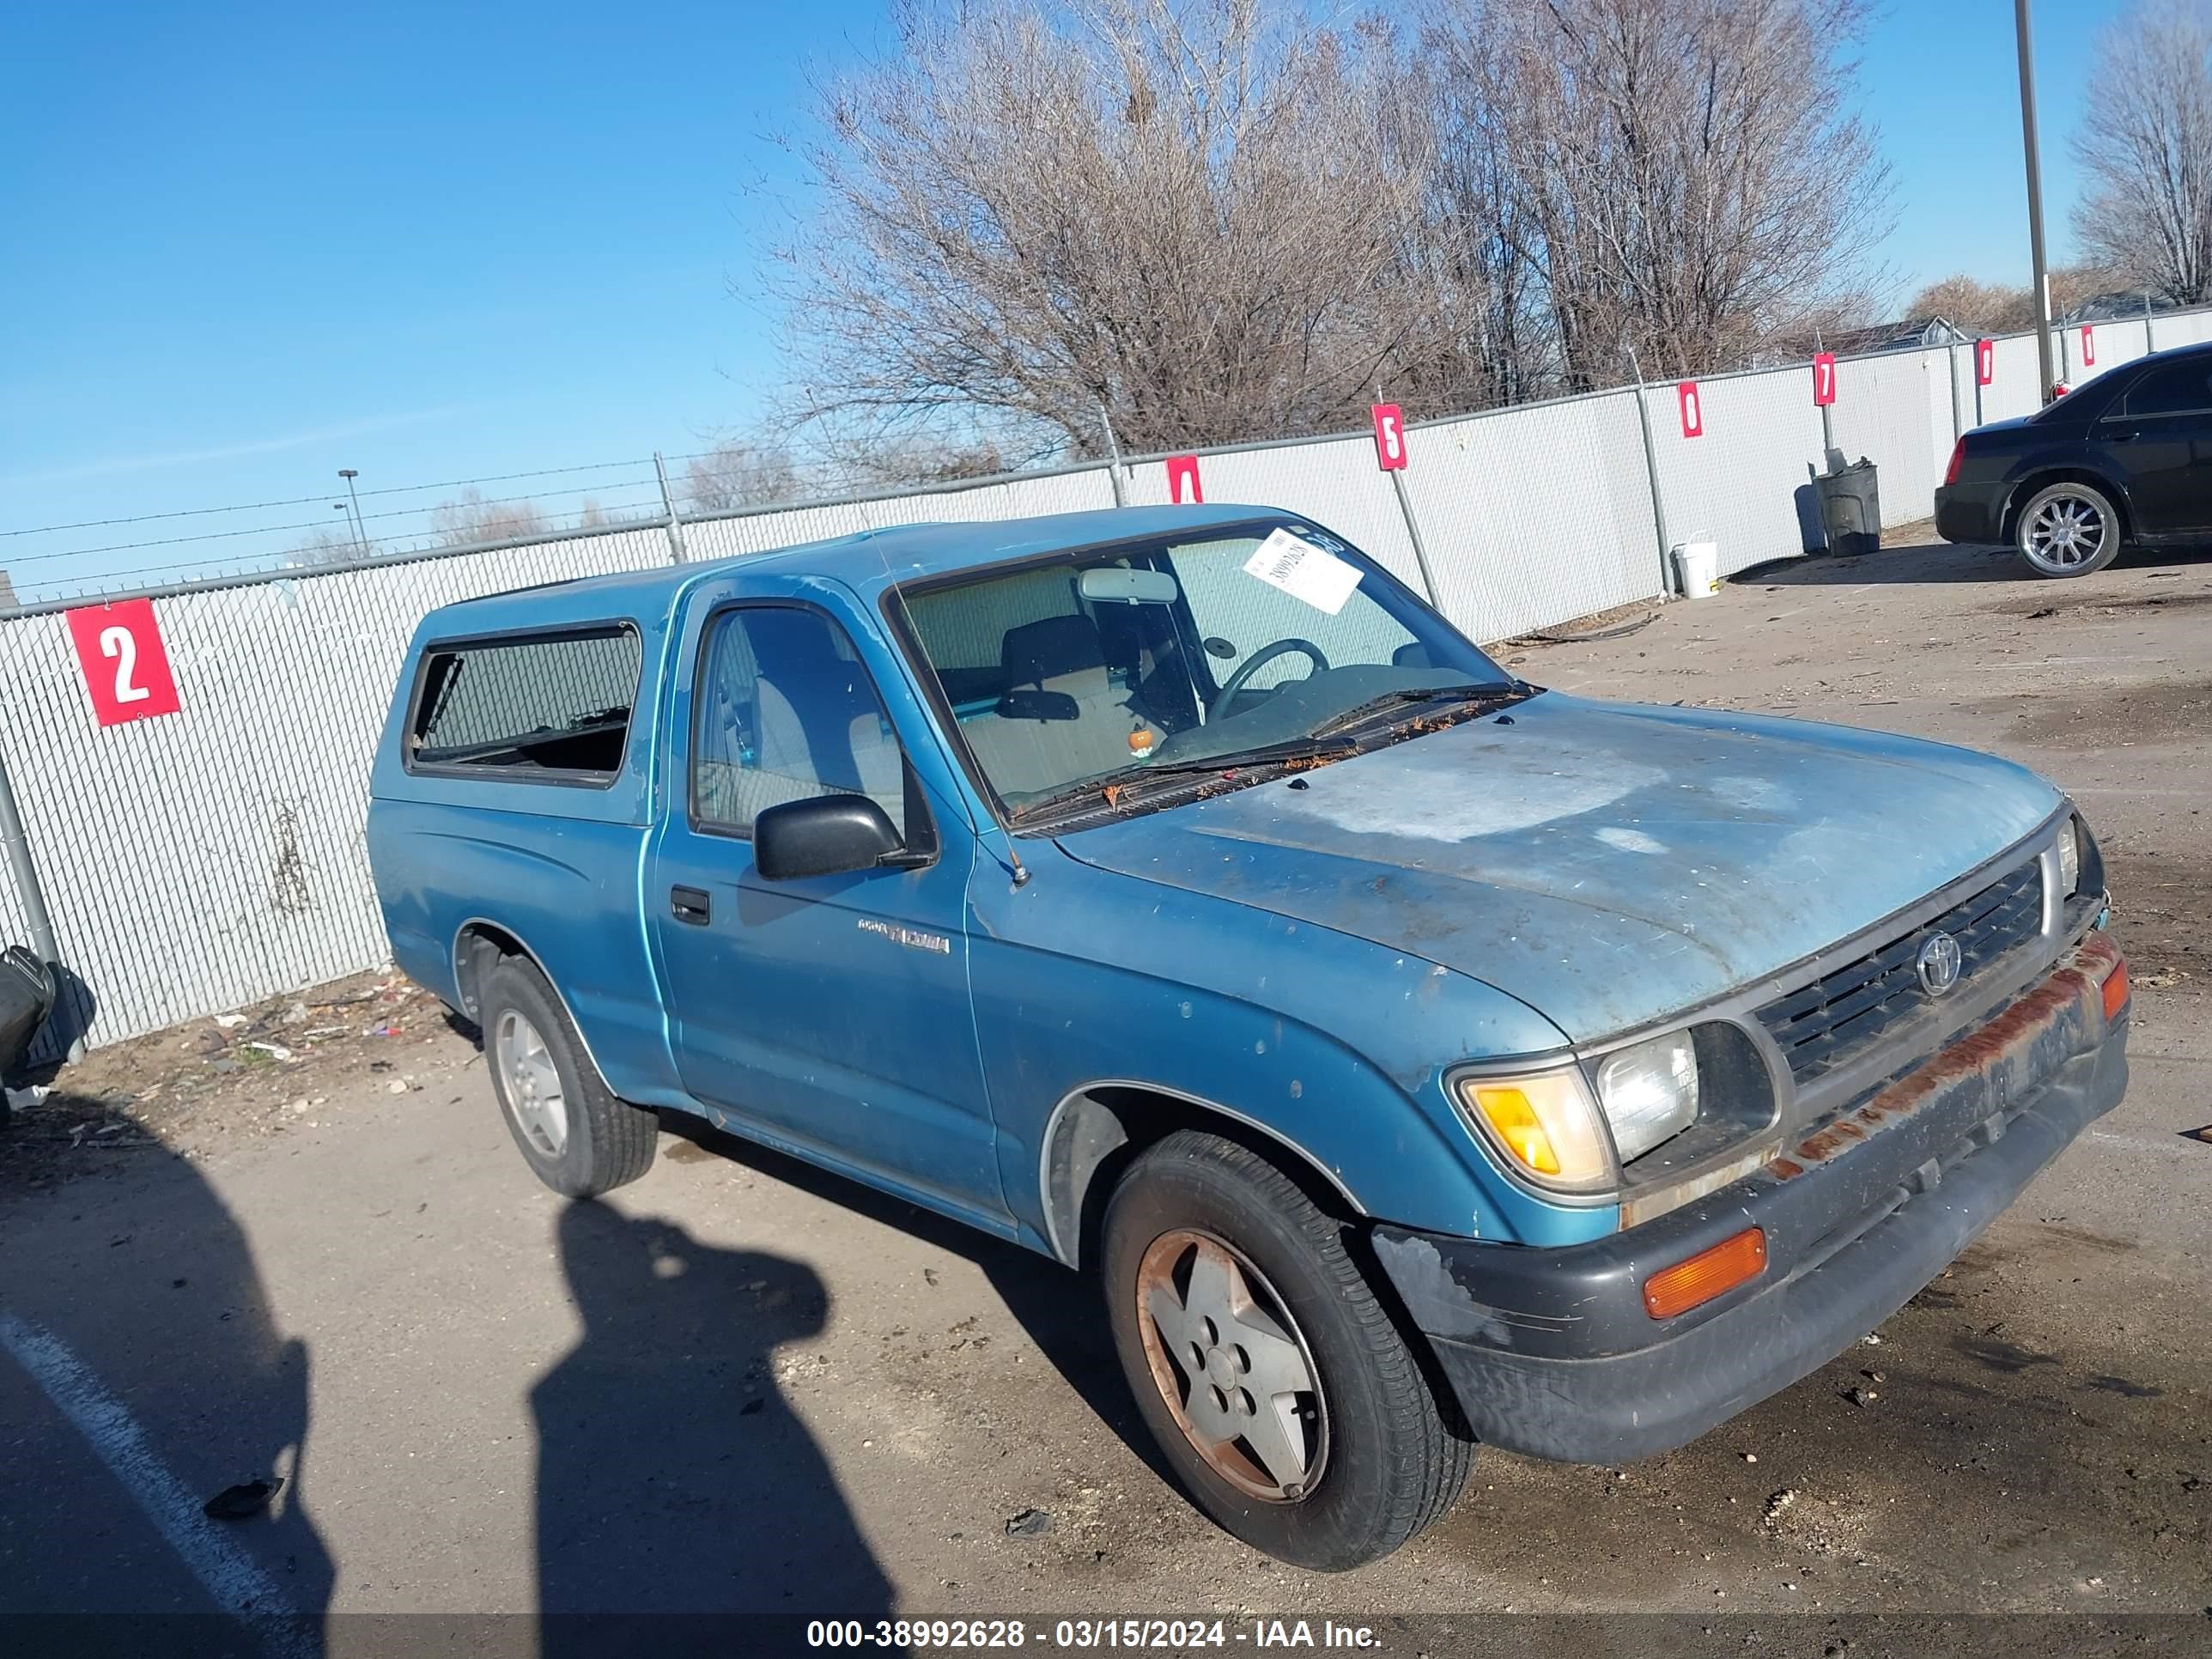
[3,526,2208,1655]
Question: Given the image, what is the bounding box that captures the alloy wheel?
[2022,492,2110,573]
[494,1009,568,1158]
[1133,1229,1329,1502]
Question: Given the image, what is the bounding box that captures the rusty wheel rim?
[1133,1229,1328,1504]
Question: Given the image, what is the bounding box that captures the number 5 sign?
[1370,404,1407,470]
[65,598,181,726]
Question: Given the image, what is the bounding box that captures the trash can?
[1670,540,1720,599]
[1812,453,1881,556]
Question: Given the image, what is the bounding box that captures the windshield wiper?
[1310,682,1530,738]
[1008,737,1358,823]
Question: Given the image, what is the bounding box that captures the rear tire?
[2015,481,2124,577]
[478,956,657,1197]
[1101,1130,1474,1571]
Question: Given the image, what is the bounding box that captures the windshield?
[891,518,1516,816]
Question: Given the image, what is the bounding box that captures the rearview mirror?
[1078,567,1180,605]
[754,794,915,881]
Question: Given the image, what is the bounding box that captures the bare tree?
[1425,0,1892,386]
[1394,21,1559,408]
[1907,274,2026,332]
[683,441,804,514]
[772,0,1435,455]
[2074,0,2212,303]
[429,488,550,548]
[772,0,1891,451]
[1908,264,2129,332]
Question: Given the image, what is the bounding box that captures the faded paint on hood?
[1057,693,2063,1046]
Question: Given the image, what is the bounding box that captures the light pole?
[337,468,367,552]
[2015,0,2058,403]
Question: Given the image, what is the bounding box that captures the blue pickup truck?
[367,504,2130,1570]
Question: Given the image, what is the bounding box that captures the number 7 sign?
[1812,352,1838,407]
[65,598,181,726]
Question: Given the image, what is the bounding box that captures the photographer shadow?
[532,1200,895,1656]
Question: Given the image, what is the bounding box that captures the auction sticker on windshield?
[1243,527,1362,615]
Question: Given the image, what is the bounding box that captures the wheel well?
[453,922,527,1022]
[2001,469,2130,544]
[1042,1084,1362,1270]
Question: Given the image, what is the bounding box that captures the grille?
[1756,860,2045,1085]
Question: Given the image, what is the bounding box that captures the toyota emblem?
[1917,932,1963,996]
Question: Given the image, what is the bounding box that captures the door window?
[691,606,908,837]
[2121,362,2212,418]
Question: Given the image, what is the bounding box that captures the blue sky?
[0,0,2132,585]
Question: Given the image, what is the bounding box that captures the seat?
[694,613,902,830]
[959,613,1143,800]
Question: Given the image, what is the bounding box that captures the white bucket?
[1671,540,1720,599]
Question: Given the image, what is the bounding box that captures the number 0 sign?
[65,598,180,726]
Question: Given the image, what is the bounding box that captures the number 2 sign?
[65,598,180,726]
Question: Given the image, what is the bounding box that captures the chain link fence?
[4,303,2205,1058]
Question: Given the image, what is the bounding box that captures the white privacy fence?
[3,304,2204,1056]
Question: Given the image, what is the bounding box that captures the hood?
[1057,693,2062,1044]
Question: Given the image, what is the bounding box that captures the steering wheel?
[1213,638,1331,708]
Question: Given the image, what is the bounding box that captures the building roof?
[420,503,1288,636]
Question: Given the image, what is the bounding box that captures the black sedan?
[1936,337,2212,577]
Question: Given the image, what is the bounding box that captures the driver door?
[646,586,1004,1225]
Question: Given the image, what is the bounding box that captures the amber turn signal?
[1643,1226,1767,1320]
[2103,957,2130,1023]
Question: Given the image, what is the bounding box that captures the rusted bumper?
[1374,933,2130,1465]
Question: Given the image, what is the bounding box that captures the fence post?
[1622,356,1674,597]
[1386,469,1443,610]
[0,745,77,1061]
[653,452,689,564]
[1097,403,1129,507]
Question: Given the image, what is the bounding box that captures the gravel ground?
[2,525,2207,1655]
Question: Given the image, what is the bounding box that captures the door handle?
[671,885,712,925]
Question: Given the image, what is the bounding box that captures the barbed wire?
[3,481,666,568]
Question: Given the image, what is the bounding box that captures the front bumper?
[1934,480,2006,545]
[1374,933,2129,1464]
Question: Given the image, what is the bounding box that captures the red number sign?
[2080,325,2096,367]
[1165,453,1204,504]
[65,598,180,727]
[1812,352,1838,407]
[1370,404,1407,471]
[1677,380,1704,439]
[1976,338,1995,386]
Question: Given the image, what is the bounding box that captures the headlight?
[1595,1030,1700,1161]
[1456,1068,1613,1191]
[1457,1029,1704,1191]
[2059,816,2082,896]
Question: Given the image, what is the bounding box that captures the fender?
[1035,1078,1367,1267]
[450,917,618,1096]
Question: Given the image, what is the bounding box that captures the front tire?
[479,956,657,1198]
[1101,1131,1473,1570]
[2015,481,2124,577]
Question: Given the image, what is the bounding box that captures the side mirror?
[754,793,915,881]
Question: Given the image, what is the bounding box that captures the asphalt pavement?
[2,527,2207,1656]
